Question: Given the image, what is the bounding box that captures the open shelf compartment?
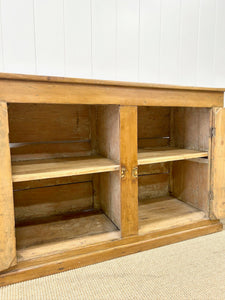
[8,103,121,258]
[137,107,211,234]
[138,147,208,165]
[12,155,120,182]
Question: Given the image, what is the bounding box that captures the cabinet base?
[0,220,222,287]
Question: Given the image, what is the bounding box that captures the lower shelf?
[16,210,120,260]
[0,219,222,287]
[139,196,208,235]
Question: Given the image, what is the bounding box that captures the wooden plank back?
[8,104,92,160]
[138,163,169,201]
[138,107,170,148]
[14,181,93,226]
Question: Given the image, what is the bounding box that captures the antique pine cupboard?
[0,73,225,286]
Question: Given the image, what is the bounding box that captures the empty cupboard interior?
[138,107,210,234]
[7,103,212,260]
[8,104,121,258]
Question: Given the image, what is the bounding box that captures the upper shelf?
[138,147,208,165]
[12,156,120,182]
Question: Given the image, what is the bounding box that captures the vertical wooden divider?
[210,107,225,219]
[0,101,17,271]
[120,106,138,237]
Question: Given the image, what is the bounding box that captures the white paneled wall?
[0,0,224,88]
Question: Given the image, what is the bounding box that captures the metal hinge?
[121,167,127,179]
[132,167,138,178]
[209,190,214,201]
[211,127,216,137]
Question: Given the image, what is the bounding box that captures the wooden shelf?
[138,147,208,165]
[16,210,120,259]
[139,196,207,235]
[12,156,120,182]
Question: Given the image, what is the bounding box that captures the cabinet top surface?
[0,72,224,92]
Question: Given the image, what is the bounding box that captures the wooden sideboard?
[0,73,224,286]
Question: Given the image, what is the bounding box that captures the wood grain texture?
[138,148,208,165]
[139,197,207,235]
[211,108,225,218]
[8,104,91,143]
[14,181,93,225]
[138,107,170,138]
[138,162,169,201]
[96,106,121,228]
[120,106,138,237]
[0,220,222,287]
[171,108,211,151]
[138,173,169,201]
[0,72,224,92]
[12,156,120,182]
[0,79,223,107]
[0,102,16,272]
[16,212,119,249]
[172,160,209,214]
[8,103,92,160]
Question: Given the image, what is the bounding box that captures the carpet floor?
[1,228,225,300]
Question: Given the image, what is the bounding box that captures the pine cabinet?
[0,73,224,285]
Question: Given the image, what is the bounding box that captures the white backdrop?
[0,0,225,88]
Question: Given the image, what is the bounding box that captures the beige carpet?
[1,228,225,300]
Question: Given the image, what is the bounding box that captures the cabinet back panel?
[8,104,92,160]
[138,163,169,201]
[138,107,170,148]
[14,180,93,225]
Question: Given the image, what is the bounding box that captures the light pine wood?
[138,107,170,148]
[120,106,138,237]
[13,174,93,190]
[17,231,121,261]
[138,147,208,165]
[96,106,121,228]
[138,173,169,200]
[138,163,169,200]
[211,108,225,218]
[14,181,93,225]
[12,156,120,182]
[0,73,224,284]
[8,104,92,160]
[0,102,16,272]
[16,212,119,249]
[139,197,207,235]
[171,108,211,151]
[172,160,209,214]
[0,79,223,107]
[8,104,91,143]
[0,72,225,92]
[0,220,222,287]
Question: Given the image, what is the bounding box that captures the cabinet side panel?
[211,108,225,219]
[172,160,209,214]
[0,102,17,271]
[172,108,210,151]
[120,106,138,237]
[97,105,121,228]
